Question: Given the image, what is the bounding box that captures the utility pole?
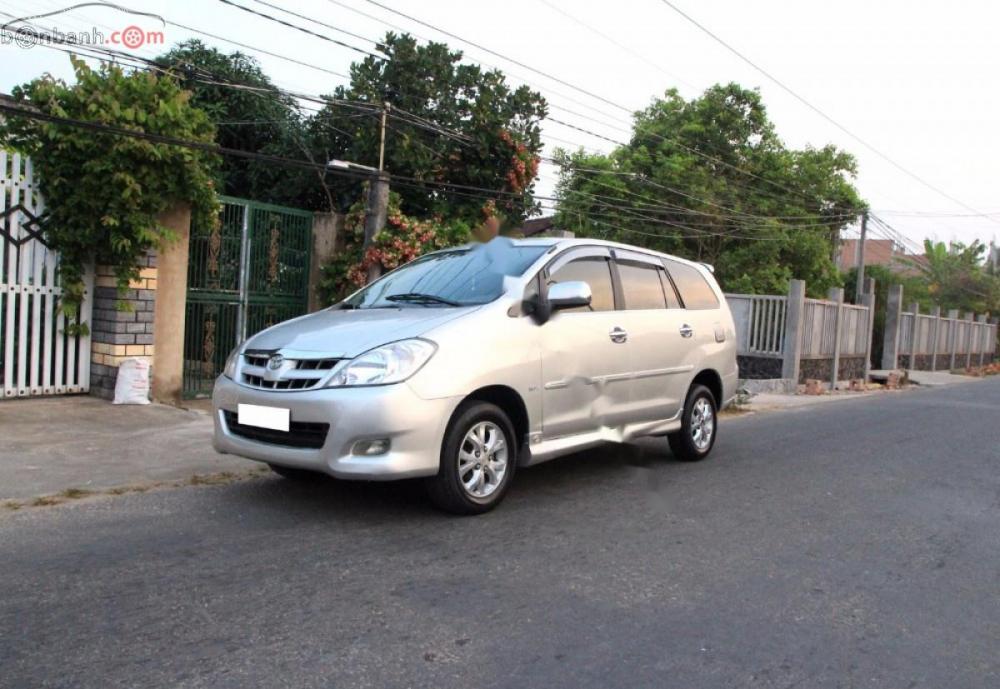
[328,102,392,284]
[377,101,390,173]
[855,210,868,303]
[364,101,391,283]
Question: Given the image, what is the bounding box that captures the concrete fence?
[881,285,997,371]
[727,278,876,389]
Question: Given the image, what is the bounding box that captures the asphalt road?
[2,380,999,689]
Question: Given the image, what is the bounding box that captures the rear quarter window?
[664,259,720,310]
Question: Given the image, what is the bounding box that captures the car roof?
[508,237,712,273]
[427,237,714,275]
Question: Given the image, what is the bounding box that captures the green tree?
[904,239,1000,314]
[156,40,321,208]
[308,33,547,225]
[0,56,218,330]
[554,84,866,296]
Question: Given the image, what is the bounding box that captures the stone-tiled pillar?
[88,254,157,399]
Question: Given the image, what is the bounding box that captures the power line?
[361,0,628,113]
[322,0,632,126]
[215,0,384,60]
[248,0,388,53]
[537,0,697,91]
[165,18,349,79]
[656,0,1000,226]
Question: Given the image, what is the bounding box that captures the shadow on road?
[221,436,686,521]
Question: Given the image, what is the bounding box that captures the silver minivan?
[213,237,738,513]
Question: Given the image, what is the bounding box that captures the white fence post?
[861,278,876,380]
[828,287,845,388]
[907,302,920,370]
[964,312,975,370]
[976,314,988,368]
[947,309,960,370]
[782,280,806,382]
[928,306,941,371]
[882,284,904,370]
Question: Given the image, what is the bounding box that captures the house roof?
[517,216,557,237]
[838,238,926,275]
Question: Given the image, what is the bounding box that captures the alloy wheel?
[458,421,508,498]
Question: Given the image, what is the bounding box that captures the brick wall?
[89,254,158,399]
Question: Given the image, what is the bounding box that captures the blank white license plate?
[238,403,290,432]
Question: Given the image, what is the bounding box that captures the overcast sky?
[2,0,999,250]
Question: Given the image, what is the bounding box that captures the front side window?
[343,239,548,309]
[665,259,720,310]
[548,256,615,312]
[617,260,667,310]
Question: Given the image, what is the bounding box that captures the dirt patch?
[0,466,270,513]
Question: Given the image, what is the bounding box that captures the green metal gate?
[183,196,312,398]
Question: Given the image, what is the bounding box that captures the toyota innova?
[213,237,738,513]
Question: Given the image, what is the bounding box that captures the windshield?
[342,238,550,309]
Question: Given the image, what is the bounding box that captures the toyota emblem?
[267,354,285,371]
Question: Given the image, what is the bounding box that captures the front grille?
[244,353,270,368]
[223,410,329,449]
[295,358,338,371]
[242,375,316,390]
[240,353,341,391]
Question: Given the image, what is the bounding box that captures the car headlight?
[223,347,240,379]
[328,339,436,387]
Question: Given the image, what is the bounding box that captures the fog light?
[352,438,390,456]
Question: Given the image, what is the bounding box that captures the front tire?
[425,401,517,515]
[668,384,717,462]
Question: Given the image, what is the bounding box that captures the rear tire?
[425,401,517,515]
[268,463,321,481]
[668,384,717,462]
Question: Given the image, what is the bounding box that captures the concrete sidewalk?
[869,369,981,387]
[0,396,250,500]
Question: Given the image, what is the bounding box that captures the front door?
[539,247,632,439]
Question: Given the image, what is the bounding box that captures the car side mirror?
[547,281,592,312]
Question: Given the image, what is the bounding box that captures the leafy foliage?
[306,33,547,225]
[318,189,471,304]
[903,239,1000,314]
[554,84,866,296]
[0,57,219,331]
[155,40,331,209]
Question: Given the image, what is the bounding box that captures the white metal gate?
[0,150,93,397]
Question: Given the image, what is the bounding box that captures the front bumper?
[212,375,461,480]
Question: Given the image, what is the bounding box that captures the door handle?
[609,327,628,343]
[679,324,694,338]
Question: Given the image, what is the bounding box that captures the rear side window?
[617,260,666,310]
[665,259,720,310]
[549,256,615,312]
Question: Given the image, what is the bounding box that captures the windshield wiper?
[385,293,461,306]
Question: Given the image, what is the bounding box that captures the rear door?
[612,249,696,422]
[539,247,632,439]
[663,257,726,394]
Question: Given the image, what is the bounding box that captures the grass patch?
[30,495,64,507]
[59,488,94,500]
[189,471,238,486]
